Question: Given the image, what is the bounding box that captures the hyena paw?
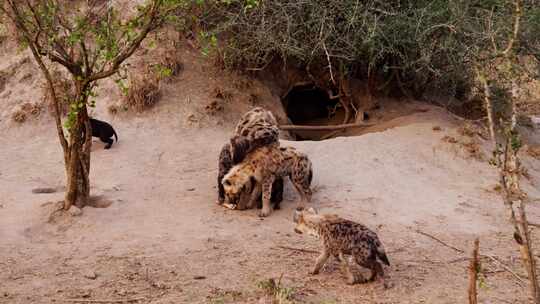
[259,207,272,217]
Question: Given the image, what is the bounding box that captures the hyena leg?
[235,187,252,210]
[310,247,330,275]
[217,144,233,205]
[292,182,311,210]
[259,177,274,217]
[101,136,113,149]
[245,182,261,209]
[358,257,388,287]
[338,253,358,285]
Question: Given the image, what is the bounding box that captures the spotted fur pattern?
[222,145,313,217]
[293,208,390,287]
[217,107,283,207]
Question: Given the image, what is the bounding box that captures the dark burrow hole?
[282,84,344,141]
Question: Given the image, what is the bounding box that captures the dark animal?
[90,118,118,149]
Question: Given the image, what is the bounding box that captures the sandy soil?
[1,44,540,304]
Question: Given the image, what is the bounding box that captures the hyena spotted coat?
[217,107,284,208]
[293,208,390,287]
[222,145,313,217]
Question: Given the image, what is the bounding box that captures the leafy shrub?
[195,0,540,100]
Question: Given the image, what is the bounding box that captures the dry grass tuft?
[11,109,26,123]
[205,100,223,115]
[442,135,458,144]
[256,276,295,304]
[212,87,233,101]
[527,145,540,159]
[155,48,183,82]
[442,133,484,160]
[11,102,42,123]
[122,74,161,112]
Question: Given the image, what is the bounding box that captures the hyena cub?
[222,146,313,217]
[217,107,284,208]
[293,208,390,287]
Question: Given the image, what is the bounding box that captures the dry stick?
[469,238,480,304]
[416,230,525,286]
[414,230,465,254]
[60,297,145,303]
[279,122,374,131]
[276,245,319,254]
[484,254,526,286]
[475,68,496,141]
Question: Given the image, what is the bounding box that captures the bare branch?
[279,121,373,131]
[502,0,522,57]
[85,0,162,84]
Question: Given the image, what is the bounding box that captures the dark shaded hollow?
[282,84,344,140]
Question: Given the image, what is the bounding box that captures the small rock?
[69,206,83,217]
[83,270,97,280]
[193,275,206,280]
[186,188,196,191]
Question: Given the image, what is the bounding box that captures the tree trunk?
[63,91,92,210]
[468,238,479,304]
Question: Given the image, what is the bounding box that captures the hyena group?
[217,107,390,287]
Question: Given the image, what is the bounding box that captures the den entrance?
[282,84,345,140]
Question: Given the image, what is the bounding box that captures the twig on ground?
[276,245,319,254]
[60,297,146,303]
[414,229,465,253]
[414,231,525,286]
[483,254,526,286]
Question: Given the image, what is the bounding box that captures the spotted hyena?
[217,107,284,208]
[221,145,313,217]
[293,208,390,287]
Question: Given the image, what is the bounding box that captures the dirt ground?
[2,42,540,304]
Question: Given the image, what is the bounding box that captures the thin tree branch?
[85,0,162,84]
[279,121,374,131]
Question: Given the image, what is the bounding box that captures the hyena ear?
[307,207,318,214]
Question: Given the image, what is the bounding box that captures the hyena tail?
[113,129,118,142]
[376,243,390,266]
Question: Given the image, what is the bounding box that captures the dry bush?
[212,87,233,102]
[108,104,120,115]
[122,73,161,112]
[155,48,183,82]
[11,109,26,123]
[11,102,42,123]
[205,100,223,115]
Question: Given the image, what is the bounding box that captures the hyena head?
[222,166,252,204]
[293,208,322,236]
